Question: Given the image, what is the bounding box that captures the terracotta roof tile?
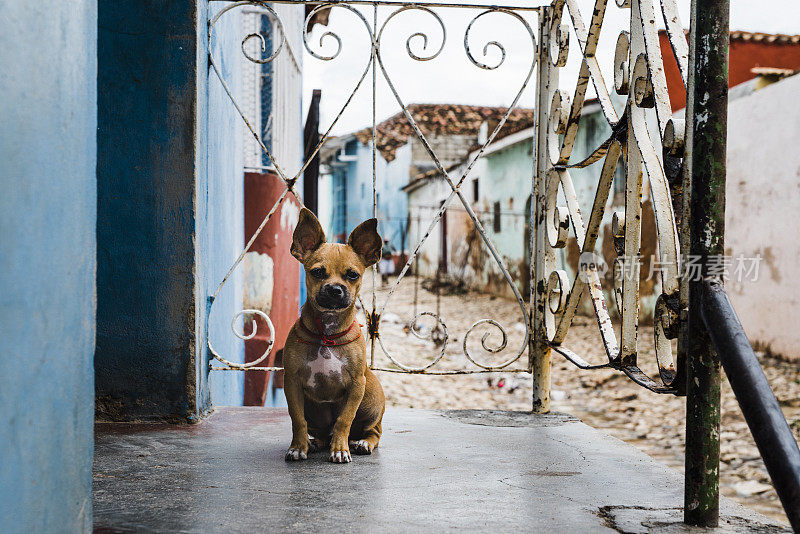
[661,28,800,45]
[353,104,533,162]
[730,31,800,44]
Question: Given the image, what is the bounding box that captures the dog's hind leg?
[306,400,334,453]
[307,434,329,453]
[349,419,381,455]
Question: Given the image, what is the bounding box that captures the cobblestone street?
[362,275,800,524]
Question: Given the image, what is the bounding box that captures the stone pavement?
[93,408,789,533]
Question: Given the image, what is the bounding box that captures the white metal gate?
[206,0,690,403]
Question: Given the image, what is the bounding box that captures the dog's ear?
[348,218,382,267]
[291,208,326,262]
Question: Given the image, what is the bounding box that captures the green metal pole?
[684,0,729,526]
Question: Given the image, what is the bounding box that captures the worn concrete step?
[93,407,788,533]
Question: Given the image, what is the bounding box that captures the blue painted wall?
[378,143,412,251]
[204,3,246,406]
[97,1,246,416]
[330,139,408,251]
[0,2,96,531]
[97,1,206,420]
[484,140,534,263]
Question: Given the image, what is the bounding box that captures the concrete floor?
[93,408,788,533]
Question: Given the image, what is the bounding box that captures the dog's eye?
[344,269,360,281]
[310,267,327,279]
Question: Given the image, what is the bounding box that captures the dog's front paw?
[349,439,373,455]
[329,437,351,463]
[285,446,308,461]
[329,448,351,463]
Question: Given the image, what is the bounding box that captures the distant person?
[378,239,395,286]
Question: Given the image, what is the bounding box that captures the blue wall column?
[97,1,210,421]
[0,2,97,532]
[97,1,245,419]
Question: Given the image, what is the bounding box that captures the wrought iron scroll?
[206,0,543,375]
[534,0,689,393]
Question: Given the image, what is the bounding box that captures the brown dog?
[283,208,385,463]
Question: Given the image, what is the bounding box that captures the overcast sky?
[300,0,800,136]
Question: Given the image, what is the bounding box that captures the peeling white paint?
[703,222,716,249]
[281,201,300,232]
[243,251,274,314]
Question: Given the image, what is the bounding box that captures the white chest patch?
[306,346,345,389]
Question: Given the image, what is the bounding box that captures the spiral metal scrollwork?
[207,1,374,372]
[372,6,536,374]
[209,309,276,369]
[464,11,511,70]
[534,0,689,393]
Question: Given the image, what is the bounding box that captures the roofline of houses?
[467,98,602,158]
[401,98,603,191]
[660,28,800,44]
[729,30,800,44]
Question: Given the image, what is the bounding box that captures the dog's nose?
[317,283,350,309]
[325,284,345,299]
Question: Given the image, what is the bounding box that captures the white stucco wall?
[725,73,800,360]
[407,176,452,275]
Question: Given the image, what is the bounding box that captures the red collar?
[296,317,361,347]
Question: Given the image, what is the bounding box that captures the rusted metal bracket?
[366,310,380,341]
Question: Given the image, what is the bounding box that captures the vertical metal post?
[531,6,555,413]
[621,0,646,368]
[369,2,378,368]
[303,89,322,214]
[676,0,698,402]
[684,0,729,526]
